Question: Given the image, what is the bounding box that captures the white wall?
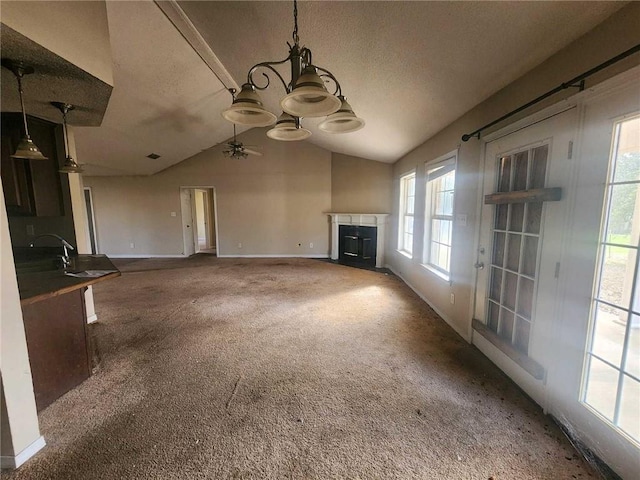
[84,127,332,257]
[331,153,393,214]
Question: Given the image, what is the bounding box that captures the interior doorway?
[180,187,217,256]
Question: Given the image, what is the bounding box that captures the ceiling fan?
[222,123,262,159]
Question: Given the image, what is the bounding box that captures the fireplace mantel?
[327,213,389,268]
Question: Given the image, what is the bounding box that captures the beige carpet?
[3,256,600,479]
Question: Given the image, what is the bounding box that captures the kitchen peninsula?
[16,253,120,411]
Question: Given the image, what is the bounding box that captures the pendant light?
[222,0,363,141]
[51,102,84,174]
[318,96,365,134]
[2,59,48,160]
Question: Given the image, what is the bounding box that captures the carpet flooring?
[3,256,601,479]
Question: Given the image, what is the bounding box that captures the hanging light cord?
[61,109,71,159]
[15,72,31,139]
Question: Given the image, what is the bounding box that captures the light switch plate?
[455,214,467,227]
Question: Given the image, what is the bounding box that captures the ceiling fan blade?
[243,148,263,156]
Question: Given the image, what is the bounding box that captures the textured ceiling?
[72,1,237,176]
[178,1,625,164]
[68,1,626,175]
[0,24,112,127]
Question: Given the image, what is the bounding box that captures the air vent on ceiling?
[146,153,161,159]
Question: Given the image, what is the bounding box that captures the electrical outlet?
[26,225,35,236]
[450,293,455,304]
[310,242,313,248]
[455,214,467,227]
[130,242,135,249]
[238,242,242,249]
[170,211,176,217]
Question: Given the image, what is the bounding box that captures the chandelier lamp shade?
[318,96,365,134]
[267,113,311,141]
[1,59,48,160]
[51,102,84,174]
[222,0,364,140]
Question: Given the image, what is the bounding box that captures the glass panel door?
[485,145,549,354]
[582,115,640,442]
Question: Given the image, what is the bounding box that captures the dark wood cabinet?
[21,288,91,412]
[1,112,65,217]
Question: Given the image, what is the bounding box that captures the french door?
[473,108,575,403]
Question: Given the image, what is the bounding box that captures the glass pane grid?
[485,144,548,354]
[582,115,640,443]
[425,169,455,274]
[399,173,416,254]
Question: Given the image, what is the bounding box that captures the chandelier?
[222,0,364,141]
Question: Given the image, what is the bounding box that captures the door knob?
[474,262,485,270]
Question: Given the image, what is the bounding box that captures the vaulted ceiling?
[70,1,624,175]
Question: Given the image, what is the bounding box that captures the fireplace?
[339,225,377,267]
[328,213,389,268]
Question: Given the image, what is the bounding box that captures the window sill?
[421,263,451,283]
[472,319,545,380]
[396,249,413,260]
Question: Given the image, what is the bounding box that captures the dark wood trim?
[472,318,545,380]
[484,187,562,205]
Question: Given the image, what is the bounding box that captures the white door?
[473,108,576,404]
[180,188,195,256]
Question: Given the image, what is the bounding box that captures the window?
[582,115,640,443]
[398,172,415,256]
[423,155,456,279]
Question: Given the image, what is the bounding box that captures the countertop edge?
[20,271,121,307]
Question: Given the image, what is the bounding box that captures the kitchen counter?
[14,253,120,411]
[17,254,120,306]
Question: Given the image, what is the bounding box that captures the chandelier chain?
[292,0,299,46]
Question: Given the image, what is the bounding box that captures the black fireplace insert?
[338,225,377,267]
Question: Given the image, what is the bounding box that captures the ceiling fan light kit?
[222,112,263,159]
[2,59,49,160]
[221,0,363,141]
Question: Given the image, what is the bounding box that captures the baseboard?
[86,313,98,324]
[106,254,187,259]
[0,436,46,469]
[386,265,471,342]
[217,254,329,259]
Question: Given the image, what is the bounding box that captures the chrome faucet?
[29,234,75,269]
